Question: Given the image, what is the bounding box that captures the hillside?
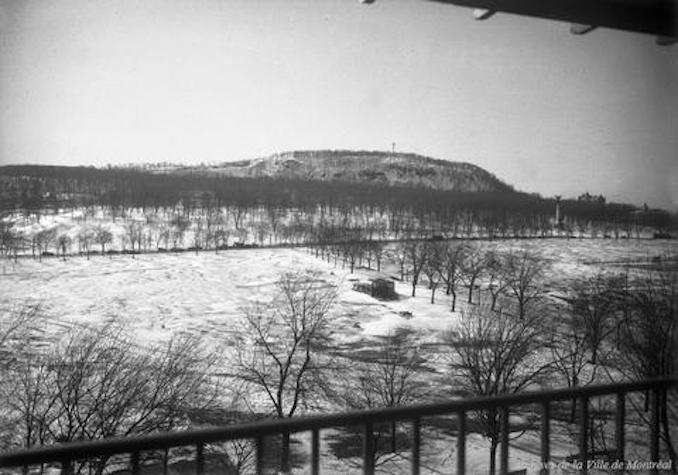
[170,150,514,193]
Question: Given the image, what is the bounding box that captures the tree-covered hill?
[168,150,514,193]
[0,159,675,236]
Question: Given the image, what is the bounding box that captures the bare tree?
[170,214,190,250]
[155,223,171,250]
[2,319,218,474]
[423,243,443,304]
[0,216,21,262]
[213,226,230,252]
[143,228,153,252]
[2,341,58,454]
[484,250,510,312]
[234,272,338,473]
[56,233,71,260]
[613,271,677,467]
[391,244,409,282]
[404,241,428,297]
[342,241,363,274]
[34,228,57,261]
[348,332,422,410]
[77,225,94,259]
[192,387,257,475]
[203,211,219,251]
[94,226,113,255]
[446,307,552,475]
[192,218,205,254]
[502,250,547,319]
[437,242,466,312]
[229,205,246,230]
[550,309,599,423]
[567,273,620,364]
[460,246,486,304]
[126,221,143,253]
[0,305,39,369]
[369,241,386,272]
[331,331,423,469]
[208,437,256,475]
[248,220,265,247]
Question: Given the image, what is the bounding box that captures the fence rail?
[1,378,675,475]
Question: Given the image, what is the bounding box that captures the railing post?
[540,401,550,475]
[650,388,660,475]
[60,459,72,475]
[579,396,589,474]
[615,391,625,473]
[457,412,466,475]
[256,436,265,475]
[311,429,320,475]
[163,448,169,475]
[130,451,140,475]
[499,407,509,475]
[411,418,421,475]
[363,422,375,475]
[196,442,204,475]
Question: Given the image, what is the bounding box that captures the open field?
[1,248,456,347]
[3,239,675,346]
[2,238,676,473]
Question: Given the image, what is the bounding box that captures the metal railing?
[1,378,675,475]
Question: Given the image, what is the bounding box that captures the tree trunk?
[281,431,291,473]
[489,439,498,475]
[566,395,579,424]
[660,391,678,470]
[163,448,169,475]
[94,457,108,475]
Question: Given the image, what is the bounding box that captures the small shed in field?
[353,278,397,300]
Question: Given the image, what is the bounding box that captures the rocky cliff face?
[179,150,514,193]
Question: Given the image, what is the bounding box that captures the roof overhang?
[426,0,677,39]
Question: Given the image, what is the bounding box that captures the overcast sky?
[1,0,677,209]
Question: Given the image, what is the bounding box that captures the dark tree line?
[2,166,675,240]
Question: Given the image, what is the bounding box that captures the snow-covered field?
[7,238,673,350]
[1,240,675,474]
[0,248,465,348]
[425,238,677,284]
